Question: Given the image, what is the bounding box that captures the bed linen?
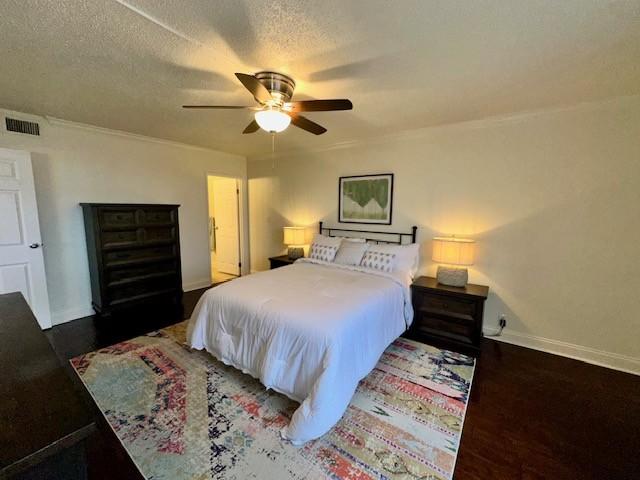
[186,258,413,444]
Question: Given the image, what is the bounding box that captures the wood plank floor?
[44,287,640,480]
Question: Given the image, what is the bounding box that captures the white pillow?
[365,243,420,278]
[334,241,369,266]
[360,250,396,272]
[309,233,341,262]
[334,236,366,243]
[309,244,339,262]
[311,233,342,247]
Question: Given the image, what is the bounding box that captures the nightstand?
[407,276,489,356]
[269,255,296,269]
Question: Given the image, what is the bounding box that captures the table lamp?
[283,226,306,260]
[432,236,476,287]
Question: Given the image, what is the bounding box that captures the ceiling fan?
[183,72,352,135]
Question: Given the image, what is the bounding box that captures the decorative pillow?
[308,233,342,262]
[360,250,396,272]
[334,241,369,266]
[309,243,339,262]
[365,243,420,277]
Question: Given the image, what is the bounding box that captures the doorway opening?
[207,175,241,284]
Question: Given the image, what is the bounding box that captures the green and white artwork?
[339,174,393,224]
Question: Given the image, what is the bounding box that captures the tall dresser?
[81,203,183,317]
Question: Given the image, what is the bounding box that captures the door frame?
[205,173,247,281]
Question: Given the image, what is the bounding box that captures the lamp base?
[436,265,468,287]
[287,247,304,260]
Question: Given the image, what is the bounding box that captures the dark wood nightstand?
[269,255,296,269]
[407,276,489,356]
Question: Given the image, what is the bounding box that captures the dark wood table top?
[0,292,95,477]
[411,276,489,299]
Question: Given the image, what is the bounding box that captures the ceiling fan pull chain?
[271,133,276,169]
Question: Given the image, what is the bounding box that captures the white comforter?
[186,258,413,444]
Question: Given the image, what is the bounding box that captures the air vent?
[5,117,40,136]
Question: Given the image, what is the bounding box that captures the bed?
[187,223,418,444]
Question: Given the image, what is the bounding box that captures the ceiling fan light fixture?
[254,108,291,133]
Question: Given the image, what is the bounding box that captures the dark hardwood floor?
[44,288,640,480]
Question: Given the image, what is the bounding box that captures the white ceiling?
[1,0,639,156]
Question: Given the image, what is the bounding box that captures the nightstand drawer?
[415,292,475,322]
[414,313,475,344]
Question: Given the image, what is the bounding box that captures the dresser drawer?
[414,291,476,322]
[107,275,179,305]
[99,209,136,228]
[137,208,176,225]
[103,245,176,267]
[143,226,176,243]
[106,260,178,286]
[101,229,141,248]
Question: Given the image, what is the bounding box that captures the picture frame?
[339,173,394,225]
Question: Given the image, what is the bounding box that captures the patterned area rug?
[71,321,475,480]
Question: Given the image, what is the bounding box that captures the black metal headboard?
[319,221,417,245]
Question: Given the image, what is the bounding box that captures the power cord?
[486,317,506,337]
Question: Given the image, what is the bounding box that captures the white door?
[212,177,240,276]
[0,148,51,328]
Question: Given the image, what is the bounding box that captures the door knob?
[29,243,42,249]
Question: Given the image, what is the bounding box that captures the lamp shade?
[283,227,306,246]
[255,109,291,133]
[432,237,475,266]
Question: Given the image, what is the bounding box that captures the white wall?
[0,109,247,325]
[248,95,640,374]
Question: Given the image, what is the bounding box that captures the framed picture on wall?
[339,173,394,224]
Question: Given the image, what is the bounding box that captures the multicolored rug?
[71,321,475,480]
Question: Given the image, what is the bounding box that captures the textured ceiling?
[1,0,639,156]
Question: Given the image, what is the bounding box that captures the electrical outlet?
[499,315,507,328]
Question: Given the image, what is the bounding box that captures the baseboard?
[183,279,212,292]
[483,327,640,376]
[52,281,210,325]
[52,306,95,325]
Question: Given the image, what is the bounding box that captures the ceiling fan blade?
[286,99,353,112]
[182,105,252,109]
[289,114,327,135]
[242,119,260,134]
[235,73,273,104]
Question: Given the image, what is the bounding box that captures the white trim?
[183,279,212,292]
[1,108,242,156]
[483,327,640,376]
[48,117,237,154]
[248,93,640,161]
[51,306,95,326]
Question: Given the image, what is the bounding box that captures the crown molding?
[0,107,245,158]
[248,93,640,162]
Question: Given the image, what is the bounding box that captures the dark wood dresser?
[407,276,489,356]
[0,292,95,479]
[81,203,183,317]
